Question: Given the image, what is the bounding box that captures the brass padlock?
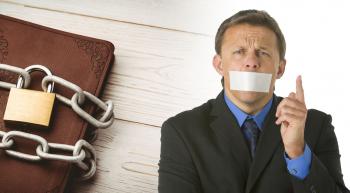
[3,65,56,129]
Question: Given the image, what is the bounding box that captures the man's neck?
[224,89,273,115]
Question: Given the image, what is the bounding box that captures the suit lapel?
[209,91,252,181]
[245,95,283,193]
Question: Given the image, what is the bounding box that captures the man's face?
[213,23,286,107]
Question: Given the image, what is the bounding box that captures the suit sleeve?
[290,114,350,193]
[158,119,202,193]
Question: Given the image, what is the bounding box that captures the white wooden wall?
[0,0,349,192]
[0,1,221,192]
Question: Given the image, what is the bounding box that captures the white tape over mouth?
[229,71,272,93]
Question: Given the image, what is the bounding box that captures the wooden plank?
[3,0,221,35]
[69,120,160,193]
[0,1,222,127]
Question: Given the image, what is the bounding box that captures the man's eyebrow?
[230,44,272,51]
[258,46,271,51]
[230,44,244,49]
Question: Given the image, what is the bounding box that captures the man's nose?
[244,53,260,69]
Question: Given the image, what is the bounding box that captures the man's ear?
[212,54,223,76]
[276,59,286,79]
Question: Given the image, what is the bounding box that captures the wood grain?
[69,120,160,193]
[2,0,222,35]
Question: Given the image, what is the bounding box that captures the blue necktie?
[242,118,260,158]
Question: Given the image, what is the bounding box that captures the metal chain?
[0,130,97,180]
[0,63,114,129]
[42,75,114,128]
[0,63,114,180]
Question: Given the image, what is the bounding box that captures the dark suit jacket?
[158,90,349,193]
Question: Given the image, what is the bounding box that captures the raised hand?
[276,75,307,158]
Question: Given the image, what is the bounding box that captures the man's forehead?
[224,24,277,45]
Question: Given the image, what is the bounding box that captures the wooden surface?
[0,1,222,192]
[1,1,349,192]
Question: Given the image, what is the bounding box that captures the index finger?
[296,75,305,103]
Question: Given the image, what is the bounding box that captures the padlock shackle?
[17,64,54,92]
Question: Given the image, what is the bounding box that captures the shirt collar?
[223,91,273,130]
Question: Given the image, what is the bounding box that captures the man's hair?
[215,9,286,60]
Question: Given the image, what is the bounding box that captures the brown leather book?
[0,14,114,193]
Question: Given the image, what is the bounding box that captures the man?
[158,10,349,193]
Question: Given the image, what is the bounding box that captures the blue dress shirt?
[223,91,311,180]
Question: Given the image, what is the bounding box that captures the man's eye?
[257,50,270,57]
[233,49,244,55]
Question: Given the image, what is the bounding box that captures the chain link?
[0,130,13,148]
[3,130,49,161]
[71,91,114,128]
[0,64,31,89]
[0,130,96,180]
[0,63,114,180]
[42,75,85,105]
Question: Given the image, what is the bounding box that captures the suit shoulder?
[305,108,333,142]
[307,108,331,121]
[162,98,215,130]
